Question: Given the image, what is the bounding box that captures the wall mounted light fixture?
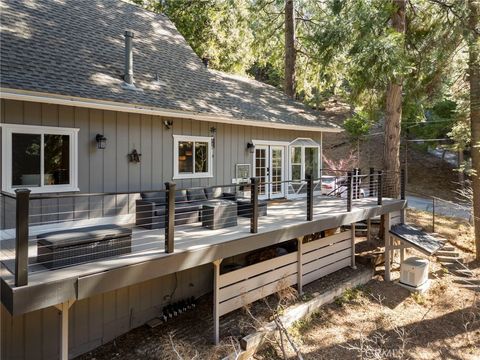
[128,149,142,163]
[95,134,107,149]
[163,120,173,129]
[247,142,255,154]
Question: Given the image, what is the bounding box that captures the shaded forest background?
[131,0,471,156]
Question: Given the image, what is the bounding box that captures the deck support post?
[165,182,176,253]
[15,188,30,287]
[384,212,392,281]
[367,218,372,241]
[399,240,405,264]
[55,300,75,360]
[213,259,223,345]
[306,174,313,221]
[297,237,304,295]
[350,223,357,269]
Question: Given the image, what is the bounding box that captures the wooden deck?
[1,196,406,316]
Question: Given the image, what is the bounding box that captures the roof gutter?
[0,88,343,133]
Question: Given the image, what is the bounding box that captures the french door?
[254,145,286,199]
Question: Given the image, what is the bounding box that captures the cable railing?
[0,167,406,287]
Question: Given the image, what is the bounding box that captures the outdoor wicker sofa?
[135,187,268,229]
[135,187,237,229]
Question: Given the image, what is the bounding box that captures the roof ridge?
[117,0,168,20]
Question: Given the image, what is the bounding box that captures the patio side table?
[202,200,238,230]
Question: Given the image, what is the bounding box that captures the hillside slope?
[322,131,460,201]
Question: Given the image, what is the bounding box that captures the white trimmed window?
[289,138,320,180]
[1,124,79,193]
[173,135,213,179]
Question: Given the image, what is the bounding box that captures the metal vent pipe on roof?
[124,30,134,85]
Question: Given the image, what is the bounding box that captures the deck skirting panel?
[217,230,353,317]
[302,230,352,285]
[218,253,298,316]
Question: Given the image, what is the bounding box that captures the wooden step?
[436,250,460,257]
[430,233,447,241]
[441,245,456,252]
[437,255,463,264]
[453,276,480,283]
[452,269,475,277]
[457,284,480,291]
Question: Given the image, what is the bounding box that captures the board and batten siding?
[1,264,212,360]
[0,99,323,229]
[0,99,324,359]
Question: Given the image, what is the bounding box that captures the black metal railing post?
[377,171,383,205]
[250,177,259,233]
[400,168,406,200]
[306,174,313,221]
[369,167,375,197]
[347,171,353,212]
[165,182,176,253]
[15,189,30,287]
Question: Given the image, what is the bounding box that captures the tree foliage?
[130,0,475,153]
[131,0,255,73]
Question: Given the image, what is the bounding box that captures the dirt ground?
[255,267,479,360]
[254,214,479,360]
[407,208,475,253]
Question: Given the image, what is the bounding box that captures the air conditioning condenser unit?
[399,257,430,292]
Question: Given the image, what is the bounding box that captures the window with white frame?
[289,138,320,181]
[1,124,79,193]
[173,135,213,179]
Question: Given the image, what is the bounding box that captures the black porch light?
[95,134,107,149]
[247,142,255,154]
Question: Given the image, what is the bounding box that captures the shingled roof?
[0,0,342,131]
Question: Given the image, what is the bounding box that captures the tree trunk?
[284,0,295,98]
[383,0,405,198]
[468,0,480,259]
[458,150,465,188]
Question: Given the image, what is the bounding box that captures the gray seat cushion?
[204,187,223,199]
[140,191,166,205]
[37,224,132,249]
[175,190,188,204]
[187,188,208,202]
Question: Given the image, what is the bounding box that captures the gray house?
[0,1,405,359]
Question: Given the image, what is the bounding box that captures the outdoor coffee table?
[202,200,238,230]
